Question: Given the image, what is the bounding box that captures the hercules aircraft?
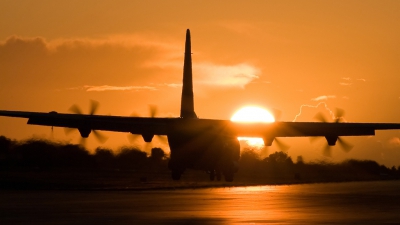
[1,29,400,182]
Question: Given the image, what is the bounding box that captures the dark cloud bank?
[0,36,171,90]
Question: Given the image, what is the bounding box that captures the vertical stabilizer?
[180,29,197,119]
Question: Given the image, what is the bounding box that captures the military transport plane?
[1,29,400,182]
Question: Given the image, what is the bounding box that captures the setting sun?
[231,106,275,147]
[231,106,275,123]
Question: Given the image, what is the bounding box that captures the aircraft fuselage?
[167,130,240,181]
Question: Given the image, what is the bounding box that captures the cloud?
[0,35,177,90]
[339,77,366,85]
[148,83,182,88]
[148,61,261,88]
[162,83,182,88]
[293,102,340,122]
[311,95,336,101]
[83,85,157,92]
[387,137,400,149]
[194,63,260,88]
[338,77,365,87]
[0,35,261,92]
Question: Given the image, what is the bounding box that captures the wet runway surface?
[1,180,400,224]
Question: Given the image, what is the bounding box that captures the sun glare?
[231,106,275,147]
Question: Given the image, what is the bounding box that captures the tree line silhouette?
[1,135,399,186]
[0,136,166,172]
[238,149,400,183]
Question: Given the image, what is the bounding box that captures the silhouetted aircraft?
[2,29,400,182]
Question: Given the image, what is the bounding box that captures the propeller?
[311,108,353,156]
[313,108,345,123]
[268,108,290,152]
[49,126,55,140]
[64,100,108,145]
[334,108,345,123]
[323,145,332,157]
[271,108,282,122]
[261,136,291,152]
[149,104,157,118]
[127,105,168,147]
[336,138,353,152]
[273,138,290,152]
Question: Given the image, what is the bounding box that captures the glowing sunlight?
[231,106,275,147]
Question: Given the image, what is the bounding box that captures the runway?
[1,180,400,224]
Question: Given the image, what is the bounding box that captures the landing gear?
[216,170,222,181]
[222,160,238,182]
[171,170,182,180]
[223,171,234,182]
[208,170,222,181]
[209,171,215,181]
[169,160,185,181]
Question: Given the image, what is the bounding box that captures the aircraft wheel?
[209,171,215,181]
[171,170,182,180]
[216,170,222,181]
[224,171,234,182]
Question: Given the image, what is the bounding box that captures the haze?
[1,0,400,167]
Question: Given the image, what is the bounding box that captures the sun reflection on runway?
[205,185,289,223]
[2,182,400,224]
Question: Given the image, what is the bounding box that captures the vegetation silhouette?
[237,148,399,183]
[0,136,399,189]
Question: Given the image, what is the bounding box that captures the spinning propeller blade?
[65,100,108,145]
[127,105,168,146]
[274,138,290,152]
[312,108,353,156]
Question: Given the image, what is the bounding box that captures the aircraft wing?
[1,110,400,143]
[183,119,400,146]
[227,121,400,137]
[174,119,400,138]
[0,110,172,136]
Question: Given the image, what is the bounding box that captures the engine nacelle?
[142,133,154,143]
[78,127,91,138]
[325,136,338,146]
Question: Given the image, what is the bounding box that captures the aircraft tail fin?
[180,29,197,119]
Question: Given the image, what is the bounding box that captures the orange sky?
[1,1,400,166]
